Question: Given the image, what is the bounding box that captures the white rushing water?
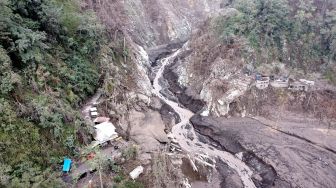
[152,47,256,188]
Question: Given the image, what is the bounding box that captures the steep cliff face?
[80,0,230,166]
[82,0,229,118]
[163,13,254,117]
[83,0,226,47]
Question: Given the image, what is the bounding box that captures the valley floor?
[191,114,336,188]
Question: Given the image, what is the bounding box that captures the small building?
[299,79,315,86]
[270,77,289,88]
[256,76,270,89]
[129,166,144,180]
[62,158,72,173]
[288,81,308,91]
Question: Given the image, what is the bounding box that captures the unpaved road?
[152,46,257,188]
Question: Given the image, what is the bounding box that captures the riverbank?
[152,44,258,188]
[159,42,336,187]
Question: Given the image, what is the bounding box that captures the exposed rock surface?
[160,25,255,117]
[82,0,232,139]
[159,103,181,130]
[128,110,169,152]
[216,159,244,188]
[147,40,187,65]
[83,0,227,47]
[163,60,206,113]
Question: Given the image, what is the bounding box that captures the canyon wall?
[83,0,226,47]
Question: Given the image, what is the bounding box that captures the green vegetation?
[84,148,143,188]
[324,68,336,84]
[215,0,336,72]
[118,180,145,188]
[121,145,138,160]
[0,0,121,186]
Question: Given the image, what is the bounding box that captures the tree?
[215,0,335,71]
[0,0,111,186]
[0,46,20,95]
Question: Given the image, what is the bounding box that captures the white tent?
[93,122,118,144]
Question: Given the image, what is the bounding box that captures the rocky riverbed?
[157,42,336,188]
[152,45,257,188]
[78,1,336,187]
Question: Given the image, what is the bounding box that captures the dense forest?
[216,0,336,80]
[0,0,113,186]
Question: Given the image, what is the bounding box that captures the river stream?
[152,47,256,188]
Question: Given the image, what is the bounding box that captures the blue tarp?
[255,74,261,80]
[62,158,72,172]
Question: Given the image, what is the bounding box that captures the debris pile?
[167,133,182,152]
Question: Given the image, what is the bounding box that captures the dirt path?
[81,91,102,120]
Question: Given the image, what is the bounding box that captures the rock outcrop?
[83,0,227,47]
